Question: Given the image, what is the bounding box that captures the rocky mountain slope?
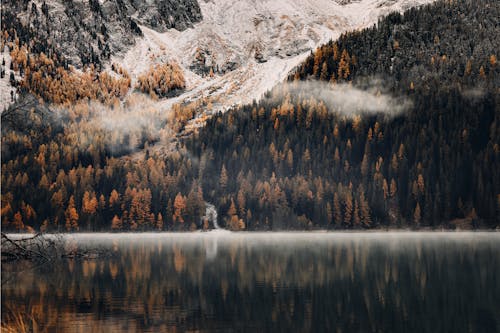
[110,0,438,115]
[1,0,437,112]
[1,0,202,67]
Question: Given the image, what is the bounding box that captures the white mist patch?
[56,94,174,155]
[279,81,412,117]
[91,101,169,151]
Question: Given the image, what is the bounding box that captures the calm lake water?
[2,232,500,333]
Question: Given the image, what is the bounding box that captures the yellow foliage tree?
[65,195,79,231]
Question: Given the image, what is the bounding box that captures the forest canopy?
[1,0,499,231]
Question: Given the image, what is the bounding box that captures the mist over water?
[2,232,499,333]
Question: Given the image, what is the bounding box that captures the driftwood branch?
[1,233,115,263]
[1,233,114,290]
[1,233,52,262]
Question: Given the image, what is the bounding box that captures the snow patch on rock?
[0,46,19,110]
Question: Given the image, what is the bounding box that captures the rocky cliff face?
[1,0,202,67]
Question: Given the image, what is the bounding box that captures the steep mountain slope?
[1,0,437,125]
[1,0,202,67]
[0,0,202,110]
[111,0,438,112]
[187,0,499,230]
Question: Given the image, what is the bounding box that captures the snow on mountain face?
[113,0,437,113]
[0,47,19,109]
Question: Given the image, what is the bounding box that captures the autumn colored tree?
[136,62,185,97]
[111,215,122,230]
[156,213,164,231]
[65,196,79,231]
[173,193,186,224]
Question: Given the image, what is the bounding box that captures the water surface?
[2,232,500,332]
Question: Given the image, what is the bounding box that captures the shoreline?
[5,230,500,239]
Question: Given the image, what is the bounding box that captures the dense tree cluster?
[136,63,186,99]
[1,1,112,68]
[4,27,189,105]
[5,29,189,106]
[1,97,205,232]
[1,0,499,231]
[1,0,202,70]
[187,0,499,230]
[13,50,131,105]
[3,27,132,105]
[293,0,499,90]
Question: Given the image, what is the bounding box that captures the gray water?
[2,232,500,332]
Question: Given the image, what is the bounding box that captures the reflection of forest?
[2,234,500,332]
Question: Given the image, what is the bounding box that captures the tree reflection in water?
[2,232,499,332]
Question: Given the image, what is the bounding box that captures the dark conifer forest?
[1,0,499,231]
[188,0,499,230]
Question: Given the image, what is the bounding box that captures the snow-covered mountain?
[112,0,437,114]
